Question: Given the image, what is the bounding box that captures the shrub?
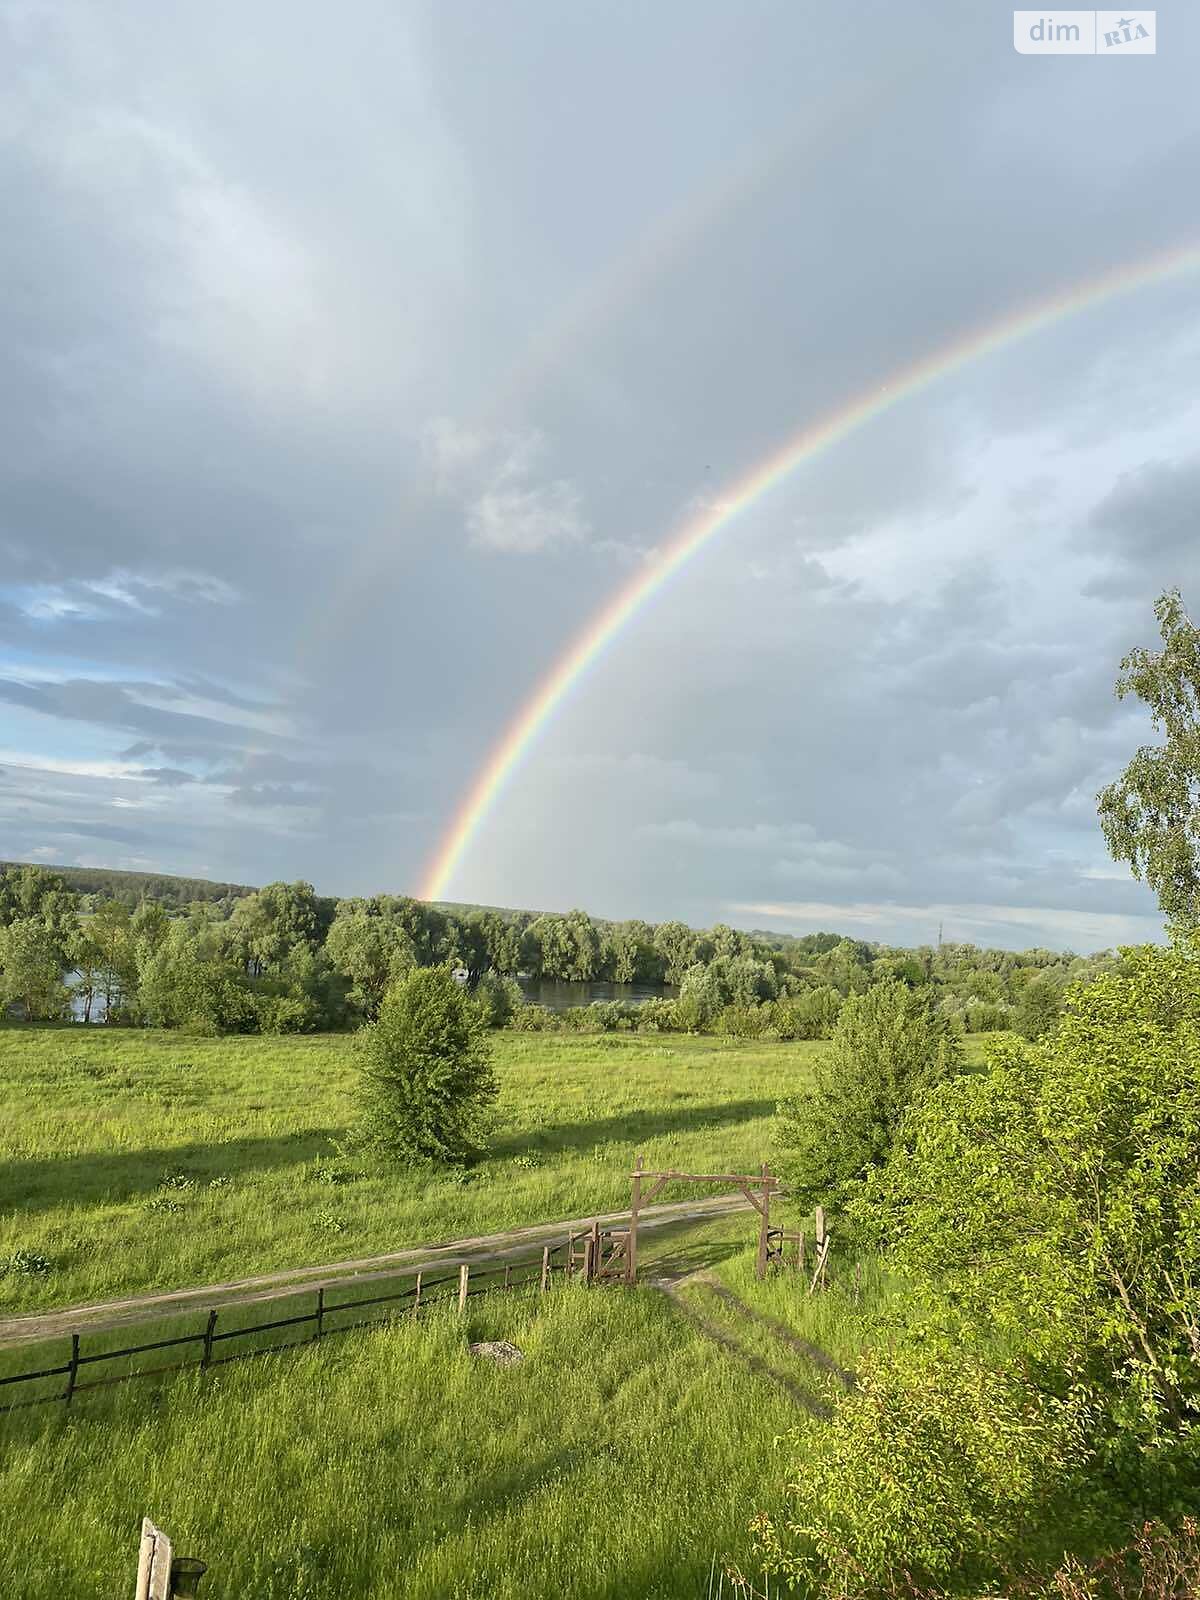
[507,1002,556,1032]
[770,986,842,1040]
[356,966,498,1165]
[634,997,679,1032]
[752,1345,1090,1599]
[776,979,962,1212]
[716,1003,777,1039]
[472,973,526,1028]
[1014,975,1062,1041]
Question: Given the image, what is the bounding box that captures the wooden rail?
[0,1242,576,1415]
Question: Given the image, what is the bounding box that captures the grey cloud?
[2,0,1197,942]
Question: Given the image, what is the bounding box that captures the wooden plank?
[64,1332,80,1404]
[631,1170,782,1186]
[134,1518,157,1600]
[755,1163,771,1280]
[627,1153,643,1285]
[148,1523,172,1600]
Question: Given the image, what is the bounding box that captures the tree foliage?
[776,979,962,1211]
[854,942,1200,1446]
[1098,590,1200,925]
[356,966,498,1164]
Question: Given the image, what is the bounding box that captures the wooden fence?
[0,1231,604,1416]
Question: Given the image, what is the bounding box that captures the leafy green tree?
[84,898,139,1020]
[472,972,525,1027]
[607,919,661,983]
[0,865,78,965]
[325,902,415,1020]
[854,943,1200,1444]
[653,920,697,986]
[1098,591,1200,924]
[776,979,962,1211]
[0,917,70,1020]
[752,1342,1089,1599]
[1014,974,1061,1041]
[227,880,320,975]
[770,985,842,1040]
[356,966,497,1164]
[137,923,258,1033]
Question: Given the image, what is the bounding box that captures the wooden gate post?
[755,1162,772,1280]
[627,1152,643,1285]
[457,1263,469,1314]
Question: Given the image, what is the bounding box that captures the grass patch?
[0,1027,822,1312]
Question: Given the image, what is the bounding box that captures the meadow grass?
[0,1252,818,1600]
[0,1024,996,1598]
[0,1025,819,1313]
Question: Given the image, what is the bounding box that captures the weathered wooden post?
[627,1152,643,1285]
[755,1163,772,1279]
[457,1263,469,1314]
[202,1309,218,1367]
[64,1333,80,1405]
[314,1292,324,1345]
[135,1519,172,1600]
[540,1245,551,1293]
[413,1271,422,1314]
[589,1217,601,1284]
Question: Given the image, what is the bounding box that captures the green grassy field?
[0,1024,987,1598]
[0,1025,819,1314]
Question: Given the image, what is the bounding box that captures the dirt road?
[0,1193,751,1349]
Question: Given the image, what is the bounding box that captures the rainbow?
[419,240,1200,902]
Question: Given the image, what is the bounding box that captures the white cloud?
[731,899,1164,950]
[424,419,590,554]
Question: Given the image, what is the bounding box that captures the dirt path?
[0,1194,750,1350]
[651,1269,854,1412]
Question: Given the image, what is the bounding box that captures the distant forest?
[0,860,1113,1041]
[0,862,256,910]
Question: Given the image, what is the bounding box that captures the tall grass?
[0,1027,818,1312]
[0,1279,802,1599]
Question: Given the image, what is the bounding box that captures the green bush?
[753,1344,1089,1598]
[356,966,498,1165]
[472,972,525,1028]
[776,978,962,1213]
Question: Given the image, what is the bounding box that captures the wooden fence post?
[503,1263,511,1292]
[627,1152,643,1285]
[565,1234,574,1282]
[755,1162,772,1280]
[314,1291,324,1344]
[540,1246,550,1293]
[458,1263,469,1314]
[64,1333,80,1405]
[202,1309,218,1367]
[413,1271,422,1315]
[589,1218,601,1284]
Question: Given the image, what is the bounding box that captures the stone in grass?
[469,1339,524,1367]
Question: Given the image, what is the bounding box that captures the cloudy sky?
[2,2,1198,951]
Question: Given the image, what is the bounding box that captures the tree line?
[0,862,1110,1039]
